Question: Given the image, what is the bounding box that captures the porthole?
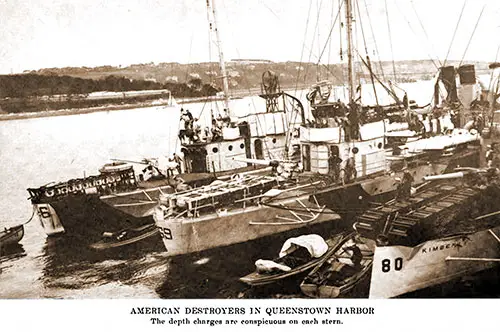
[228,145,233,151]
[240,143,245,149]
[212,147,219,153]
[352,147,359,154]
[272,138,277,144]
[378,142,383,149]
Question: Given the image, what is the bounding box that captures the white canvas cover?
[255,259,292,273]
[279,234,328,258]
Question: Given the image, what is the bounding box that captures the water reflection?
[40,234,168,292]
[0,244,27,269]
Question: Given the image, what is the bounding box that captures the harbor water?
[1,81,499,299]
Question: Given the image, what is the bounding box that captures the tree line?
[0,74,218,98]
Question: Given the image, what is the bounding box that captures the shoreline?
[0,84,310,122]
[0,100,178,122]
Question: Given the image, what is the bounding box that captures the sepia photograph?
[2,0,500,313]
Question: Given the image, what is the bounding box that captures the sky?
[1,0,500,74]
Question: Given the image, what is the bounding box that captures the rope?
[12,207,36,226]
[459,4,485,67]
[443,0,467,67]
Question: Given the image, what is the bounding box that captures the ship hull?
[34,194,154,242]
[154,191,342,257]
[313,148,480,217]
[369,225,500,299]
[30,167,261,239]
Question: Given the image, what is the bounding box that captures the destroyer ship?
[345,165,500,298]
[28,0,482,251]
[26,0,305,245]
[152,0,482,257]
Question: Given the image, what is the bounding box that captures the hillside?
[29,59,492,93]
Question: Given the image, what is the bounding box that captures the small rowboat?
[239,232,348,287]
[89,223,158,250]
[300,232,376,298]
[0,224,25,248]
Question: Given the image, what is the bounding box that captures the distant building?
[228,59,273,65]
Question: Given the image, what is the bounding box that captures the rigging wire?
[383,0,397,82]
[443,0,467,67]
[217,0,276,158]
[361,0,385,80]
[459,4,485,66]
[317,0,322,81]
[393,0,440,71]
[316,1,343,70]
[305,0,325,85]
[488,43,500,127]
[354,0,379,105]
[327,0,335,80]
[293,0,314,95]
[409,0,442,68]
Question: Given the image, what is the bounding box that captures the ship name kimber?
[420,237,471,254]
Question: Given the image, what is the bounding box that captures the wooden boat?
[89,223,158,250]
[239,232,348,286]
[300,232,376,298]
[0,224,24,248]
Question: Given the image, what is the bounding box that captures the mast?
[209,0,230,111]
[345,0,355,103]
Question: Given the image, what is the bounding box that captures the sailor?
[402,92,409,109]
[221,108,231,124]
[165,155,179,178]
[179,112,187,144]
[392,143,402,156]
[341,149,357,184]
[170,175,191,191]
[486,145,494,167]
[141,164,155,181]
[486,143,500,168]
[211,119,223,141]
[396,170,414,201]
[291,145,301,163]
[184,109,194,122]
[345,244,363,269]
[173,153,183,173]
[192,118,202,142]
[328,150,342,182]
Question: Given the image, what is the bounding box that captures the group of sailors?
[327,147,358,185]
[141,154,183,180]
[178,108,231,144]
[307,100,362,141]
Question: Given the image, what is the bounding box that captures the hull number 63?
[158,227,173,240]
